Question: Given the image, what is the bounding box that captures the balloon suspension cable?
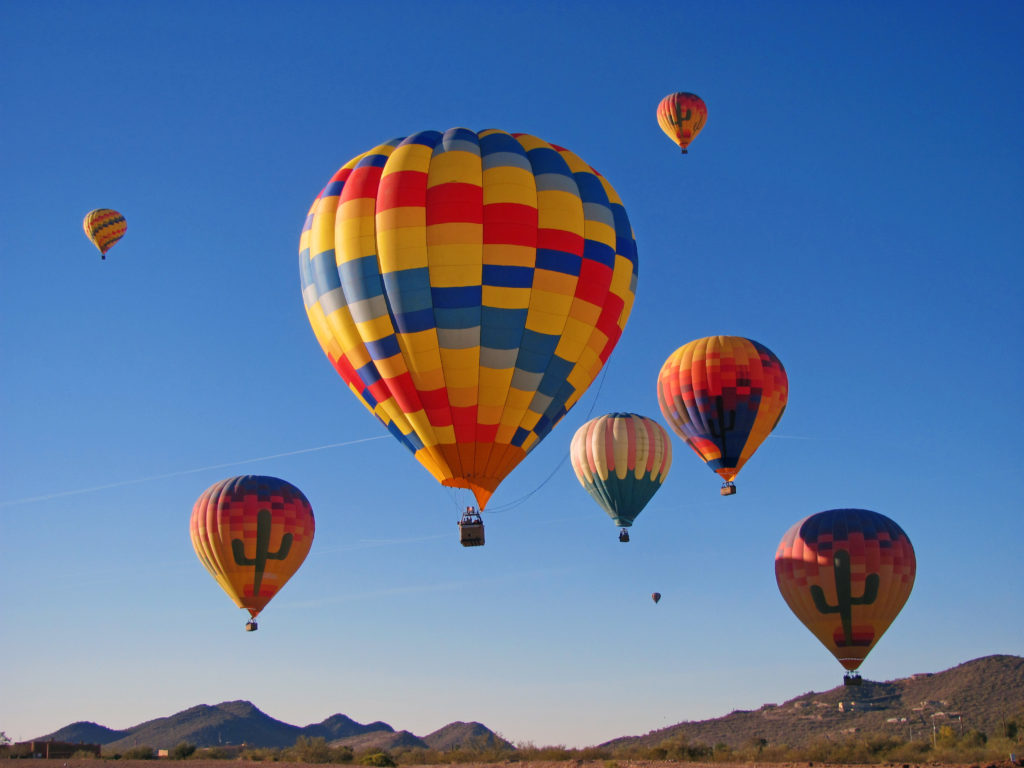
[486,361,612,514]
[445,487,468,516]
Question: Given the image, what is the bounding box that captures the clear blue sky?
[2,0,1022,749]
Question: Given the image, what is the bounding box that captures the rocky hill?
[329,730,428,752]
[36,701,500,753]
[604,654,1024,750]
[34,655,1022,753]
[304,713,394,742]
[423,721,515,751]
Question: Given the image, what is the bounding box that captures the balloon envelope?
[657,335,787,485]
[775,508,916,671]
[651,592,661,604]
[570,412,671,528]
[656,92,707,153]
[300,128,638,510]
[190,475,315,620]
[83,208,126,257]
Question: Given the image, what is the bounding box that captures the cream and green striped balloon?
[570,412,672,531]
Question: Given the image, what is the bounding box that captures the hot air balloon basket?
[458,509,485,547]
[720,482,737,496]
[245,621,258,632]
[459,524,485,547]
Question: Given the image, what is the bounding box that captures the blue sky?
[2,0,1022,749]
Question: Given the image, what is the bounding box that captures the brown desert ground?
[0,759,1006,768]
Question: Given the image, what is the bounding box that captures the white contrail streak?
[0,435,390,508]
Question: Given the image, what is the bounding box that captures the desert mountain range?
[37,654,1023,751]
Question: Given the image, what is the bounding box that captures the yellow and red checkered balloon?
[300,129,637,510]
[657,335,787,489]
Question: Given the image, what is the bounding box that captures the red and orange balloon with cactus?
[775,508,916,681]
[190,475,315,630]
[656,92,707,154]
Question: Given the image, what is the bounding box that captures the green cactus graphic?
[810,549,879,646]
[231,508,293,596]
[673,103,693,124]
[708,396,736,460]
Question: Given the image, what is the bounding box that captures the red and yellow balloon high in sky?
[82,208,126,258]
[656,92,707,154]
[657,335,788,491]
[775,508,916,672]
[190,475,315,625]
[299,128,638,510]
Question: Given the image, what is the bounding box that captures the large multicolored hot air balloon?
[190,475,315,631]
[656,92,707,154]
[657,335,788,495]
[775,508,916,684]
[83,208,126,258]
[300,128,637,513]
[570,412,671,540]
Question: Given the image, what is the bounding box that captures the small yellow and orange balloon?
[82,208,126,259]
[656,92,707,154]
[190,475,315,631]
[775,508,916,680]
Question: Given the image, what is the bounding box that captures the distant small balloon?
[83,208,126,258]
[651,592,662,604]
[656,92,707,154]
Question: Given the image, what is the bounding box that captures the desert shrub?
[197,746,232,759]
[170,741,197,759]
[359,750,397,767]
[510,744,573,762]
[289,736,333,763]
[643,745,667,760]
[802,737,838,762]
[334,745,355,763]
[241,746,283,761]
[757,743,796,762]
[393,747,434,765]
[658,735,688,760]
[123,745,156,759]
[885,738,931,763]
